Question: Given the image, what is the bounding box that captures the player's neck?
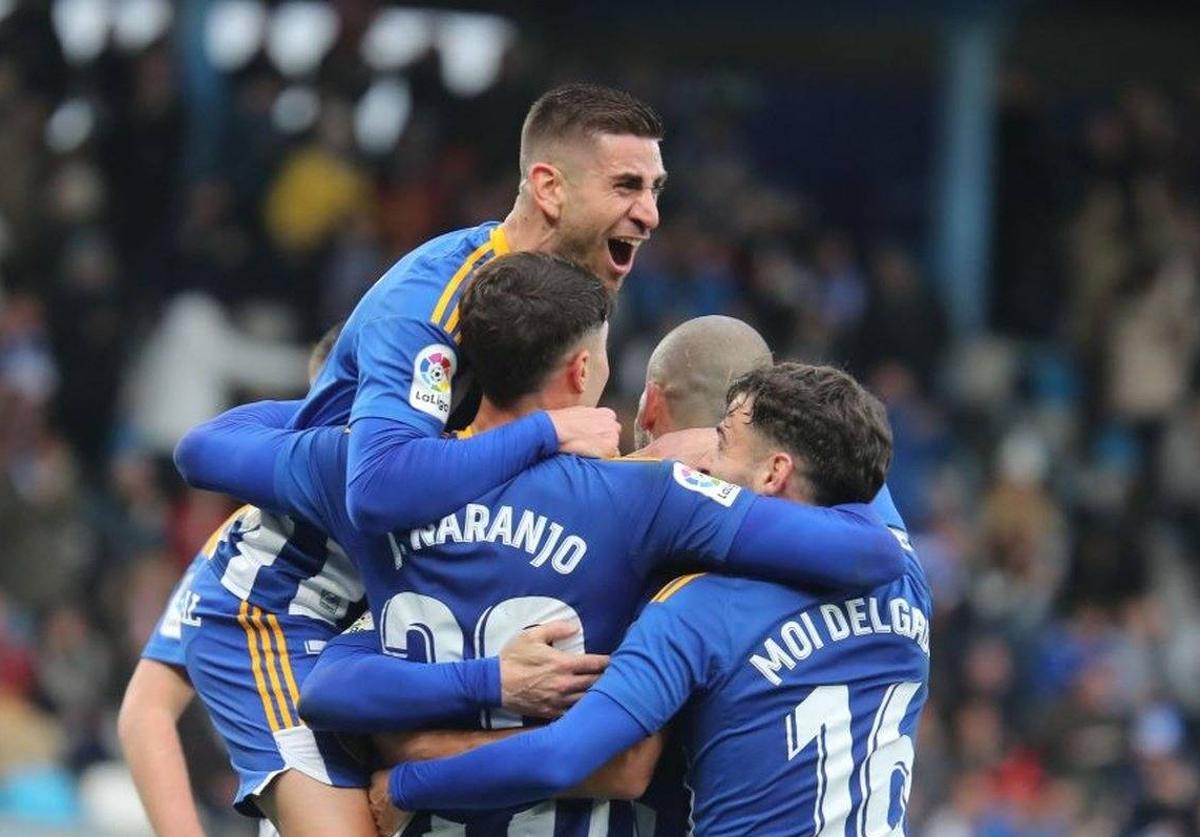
[500,201,554,253]
[471,396,545,433]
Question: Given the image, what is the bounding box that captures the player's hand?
[369,769,413,836]
[547,407,621,459]
[500,620,609,719]
[633,427,718,471]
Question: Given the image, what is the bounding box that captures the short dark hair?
[460,253,612,408]
[520,83,664,173]
[727,362,893,506]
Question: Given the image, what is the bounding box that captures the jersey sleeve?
[271,428,358,544]
[389,690,647,812]
[174,401,355,545]
[298,612,502,732]
[590,578,719,734]
[630,461,910,590]
[629,462,755,576]
[350,315,459,430]
[173,400,302,507]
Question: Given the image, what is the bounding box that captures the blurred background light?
[360,7,433,72]
[354,77,412,155]
[266,1,339,78]
[203,0,267,72]
[44,98,96,154]
[112,0,172,52]
[51,0,111,65]
[436,12,515,97]
[271,85,320,135]
[0,0,16,25]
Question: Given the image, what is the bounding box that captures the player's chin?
[600,252,635,288]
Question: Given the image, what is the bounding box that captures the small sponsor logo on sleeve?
[409,343,457,421]
[672,462,741,507]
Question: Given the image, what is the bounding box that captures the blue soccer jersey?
[292,221,507,432]
[177,403,913,835]
[141,552,208,668]
[281,432,756,836]
[593,560,931,836]
[139,506,369,816]
[389,550,930,837]
[205,504,364,630]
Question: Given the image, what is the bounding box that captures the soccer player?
[382,363,931,837]
[176,253,912,835]
[287,83,670,539]
[633,314,772,450]
[119,321,374,834]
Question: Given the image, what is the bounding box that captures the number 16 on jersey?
[786,682,921,837]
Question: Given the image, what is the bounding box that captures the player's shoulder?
[640,574,755,655]
[646,573,768,620]
[366,221,503,322]
[563,454,675,497]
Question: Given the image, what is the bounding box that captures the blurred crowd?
[1,4,1200,835]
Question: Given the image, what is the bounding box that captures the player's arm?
[117,660,204,837]
[724,496,909,589]
[387,691,649,813]
[343,315,618,534]
[376,727,664,800]
[299,617,609,732]
[387,595,704,811]
[637,464,909,590]
[174,399,303,509]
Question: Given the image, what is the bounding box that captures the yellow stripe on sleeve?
[267,613,302,712]
[238,601,280,732]
[651,573,707,603]
[251,607,295,729]
[430,241,494,328]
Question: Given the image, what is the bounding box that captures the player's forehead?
[587,133,666,181]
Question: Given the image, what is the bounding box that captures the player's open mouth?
[607,238,636,271]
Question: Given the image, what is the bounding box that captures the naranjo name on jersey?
[750,594,931,686]
[390,503,589,575]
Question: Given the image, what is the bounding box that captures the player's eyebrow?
[612,172,669,194]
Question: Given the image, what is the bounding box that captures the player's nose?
[629,190,660,233]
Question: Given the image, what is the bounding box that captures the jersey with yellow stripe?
[147,507,370,815]
[290,220,508,434]
[205,505,365,630]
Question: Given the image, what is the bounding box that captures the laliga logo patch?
[419,351,453,394]
[672,462,741,507]
[409,343,457,420]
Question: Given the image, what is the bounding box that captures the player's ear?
[527,161,564,222]
[566,347,590,395]
[760,452,796,498]
[637,381,665,437]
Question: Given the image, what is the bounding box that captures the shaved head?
[636,316,772,446]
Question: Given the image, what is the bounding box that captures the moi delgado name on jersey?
[751,594,931,686]
[409,343,457,421]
